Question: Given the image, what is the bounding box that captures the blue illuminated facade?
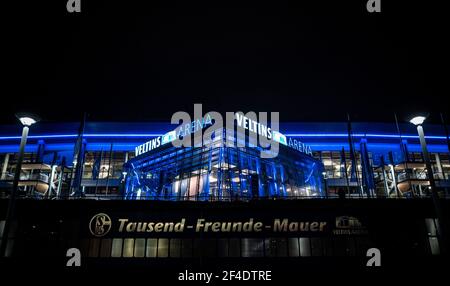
[0,121,449,199]
[123,128,324,201]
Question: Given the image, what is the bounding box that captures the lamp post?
[409,116,436,193]
[410,115,447,254]
[0,113,39,257]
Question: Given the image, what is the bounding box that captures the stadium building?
[0,117,449,271]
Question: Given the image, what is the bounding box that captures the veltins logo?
[333,216,368,235]
[335,216,363,229]
[89,213,112,237]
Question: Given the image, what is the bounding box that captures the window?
[111,238,123,257]
[170,239,181,257]
[299,237,311,257]
[322,238,333,256]
[354,237,371,256]
[0,220,4,237]
[82,236,372,259]
[288,238,300,257]
[146,239,157,257]
[242,238,264,257]
[264,238,287,257]
[134,238,145,258]
[218,239,228,257]
[88,239,100,257]
[181,239,193,257]
[310,238,322,256]
[333,238,347,256]
[81,239,90,257]
[228,238,240,257]
[100,239,112,257]
[123,238,134,257]
[202,239,217,257]
[157,238,169,257]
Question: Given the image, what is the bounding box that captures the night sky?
[2,0,447,124]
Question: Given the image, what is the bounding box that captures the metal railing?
[1,192,449,201]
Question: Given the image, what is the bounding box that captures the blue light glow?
[285,133,448,140]
[0,133,164,140]
[0,132,448,141]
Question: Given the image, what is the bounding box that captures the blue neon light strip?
[285,133,448,140]
[0,134,164,140]
[0,133,448,140]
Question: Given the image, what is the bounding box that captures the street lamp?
[409,116,426,126]
[409,115,435,189]
[0,113,39,257]
[409,114,447,254]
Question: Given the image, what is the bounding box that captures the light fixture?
[409,116,427,126]
[15,113,39,127]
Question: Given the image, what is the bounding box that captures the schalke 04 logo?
[89,213,112,237]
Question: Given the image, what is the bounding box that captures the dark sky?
[2,0,448,124]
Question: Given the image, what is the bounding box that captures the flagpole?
[105,143,113,196]
[94,149,103,196]
[347,113,362,197]
[394,113,413,197]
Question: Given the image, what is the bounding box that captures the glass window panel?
[355,237,370,256]
[333,238,346,256]
[100,239,112,258]
[123,238,134,258]
[242,238,263,257]
[134,238,145,258]
[322,238,333,256]
[88,239,100,258]
[288,238,300,257]
[170,239,181,257]
[345,238,356,256]
[202,239,217,257]
[0,220,4,237]
[228,238,240,257]
[311,238,322,256]
[157,238,169,257]
[111,238,123,258]
[193,239,201,257]
[187,176,199,200]
[299,238,311,257]
[429,237,440,255]
[80,239,90,257]
[5,239,14,257]
[218,239,228,257]
[181,239,193,257]
[146,239,157,258]
[276,238,288,257]
[180,179,188,198]
[264,238,277,257]
[425,218,437,236]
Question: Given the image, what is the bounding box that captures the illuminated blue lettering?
[204,113,212,125]
[252,121,258,133]
[196,119,203,131]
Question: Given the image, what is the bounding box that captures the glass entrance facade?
[124,131,325,201]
